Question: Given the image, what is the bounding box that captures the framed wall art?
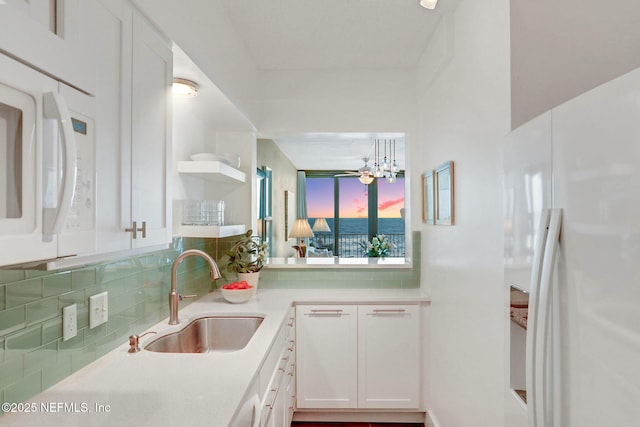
[435,161,454,225]
[422,170,435,225]
[284,190,295,240]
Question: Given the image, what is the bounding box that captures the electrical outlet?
[62,304,77,341]
[89,291,108,329]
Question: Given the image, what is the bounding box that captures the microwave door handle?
[43,92,77,235]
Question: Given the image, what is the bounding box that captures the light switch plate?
[62,304,77,341]
[89,291,108,329]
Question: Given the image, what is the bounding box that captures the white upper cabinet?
[92,0,172,255]
[128,9,172,248]
[0,0,95,94]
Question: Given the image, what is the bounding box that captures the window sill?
[264,256,412,269]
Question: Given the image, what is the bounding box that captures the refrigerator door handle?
[536,208,562,427]
[528,208,562,427]
[527,209,551,427]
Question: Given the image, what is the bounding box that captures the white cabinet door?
[357,305,421,409]
[91,2,171,254]
[129,9,172,248]
[296,305,358,409]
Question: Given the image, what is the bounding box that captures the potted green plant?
[224,230,268,287]
[360,234,395,258]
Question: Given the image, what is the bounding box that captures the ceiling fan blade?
[334,171,359,177]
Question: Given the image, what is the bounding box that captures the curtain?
[296,170,307,219]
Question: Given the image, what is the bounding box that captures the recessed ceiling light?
[420,0,438,9]
[173,78,198,97]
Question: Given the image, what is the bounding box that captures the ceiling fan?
[334,157,374,184]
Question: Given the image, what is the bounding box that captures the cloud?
[378,197,404,211]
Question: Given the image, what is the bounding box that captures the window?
[306,173,405,257]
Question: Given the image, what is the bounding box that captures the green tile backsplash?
[0,232,420,408]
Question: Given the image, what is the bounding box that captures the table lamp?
[289,219,314,257]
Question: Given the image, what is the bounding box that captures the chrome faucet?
[169,249,222,325]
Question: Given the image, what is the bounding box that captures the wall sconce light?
[420,0,438,9]
[172,78,198,97]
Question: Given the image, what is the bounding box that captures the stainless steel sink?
[145,316,264,353]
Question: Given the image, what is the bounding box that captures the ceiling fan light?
[420,0,438,9]
[359,174,374,185]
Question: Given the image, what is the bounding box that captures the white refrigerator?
[504,66,640,427]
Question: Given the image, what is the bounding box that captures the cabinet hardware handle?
[370,308,407,314]
[125,221,138,239]
[137,221,147,238]
[310,309,343,313]
[125,221,147,239]
[265,386,280,408]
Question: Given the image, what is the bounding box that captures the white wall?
[257,139,298,257]
[414,1,510,426]
[510,0,640,129]
[134,0,260,124]
[257,68,417,134]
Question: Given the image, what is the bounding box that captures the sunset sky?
[306,177,404,218]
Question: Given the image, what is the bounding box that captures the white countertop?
[1,288,429,427]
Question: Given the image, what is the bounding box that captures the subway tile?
[5,325,43,359]
[24,270,48,279]
[0,306,27,336]
[5,277,42,308]
[43,271,72,297]
[26,297,59,325]
[42,317,63,345]
[77,306,89,330]
[71,342,96,371]
[42,354,72,390]
[97,259,140,283]
[0,357,23,390]
[0,270,25,285]
[5,370,42,404]
[58,329,84,351]
[24,341,58,376]
[71,267,96,290]
[58,289,87,310]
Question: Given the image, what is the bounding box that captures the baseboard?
[292,411,426,423]
[426,410,442,427]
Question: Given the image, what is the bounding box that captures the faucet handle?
[179,294,198,301]
[128,331,157,353]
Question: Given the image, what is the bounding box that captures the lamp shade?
[312,218,331,232]
[289,219,314,238]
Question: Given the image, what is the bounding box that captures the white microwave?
[0,52,96,268]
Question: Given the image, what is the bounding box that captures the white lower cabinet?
[260,307,296,427]
[357,305,421,408]
[296,304,421,410]
[296,305,358,408]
